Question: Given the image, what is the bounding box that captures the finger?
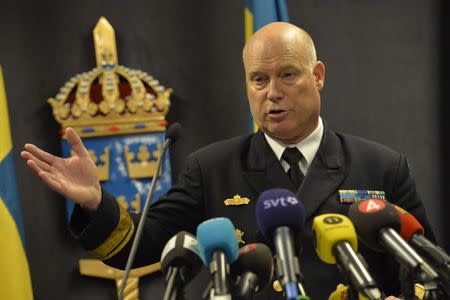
[21,151,54,173]
[27,160,67,196]
[38,171,63,194]
[20,150,31,160]
[28,161,60,189]
[41,171,60,185]
[24,144,56,165]
[65,127,89,158]
[26,159,45,176]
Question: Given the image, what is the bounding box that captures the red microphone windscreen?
[393,205,424,241]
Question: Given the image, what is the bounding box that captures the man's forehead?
[245,34,288,55]
[244,34,308,59]
[246,62,300,76]
[244,44,306,71]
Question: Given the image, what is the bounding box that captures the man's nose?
[267,80,283,102]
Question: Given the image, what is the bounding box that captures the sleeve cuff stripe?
[98,219,134,261]
[88,205,135,260]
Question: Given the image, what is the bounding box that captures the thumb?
[65,127,89,157]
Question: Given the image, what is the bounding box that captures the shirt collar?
[264,117,323,170]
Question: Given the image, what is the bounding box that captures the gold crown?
[124,144,162,179]
[73,143,162,180]
[72,147,110,181]
[117,193,142,213]
[48,17,172,138]
[48,66,172,137]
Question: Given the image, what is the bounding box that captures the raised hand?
[21,127,102,211]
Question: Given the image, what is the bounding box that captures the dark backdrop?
[0,0,446,299]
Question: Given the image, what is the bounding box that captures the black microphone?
[255,188,307,300]
[313,213,382,300]
[165,122,183,145]
[348,199,439,297]
[118,122,183,300]
[231,243,274,300]
[394,205,450,296]
[160,231,203,300]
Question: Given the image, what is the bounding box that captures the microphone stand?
[210,252,232,300]
[202,281,213,300]
[399,265,416,300]
[202,283,231,300]
[163,267,186,300]
[117,137,172,300]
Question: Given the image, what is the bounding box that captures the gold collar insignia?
[224,194,250,206]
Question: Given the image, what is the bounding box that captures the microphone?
[160,231,203,300]
[165,122,183,144]
[118,122,183,300]
[255,188,307,300]
[393,205,450,295]
[312,213,382,300]
[231,243,274,300]
[196,217,239,299]
[348,199,439,296]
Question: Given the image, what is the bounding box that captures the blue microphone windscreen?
[256,188,305,241]
[196,217,239,265]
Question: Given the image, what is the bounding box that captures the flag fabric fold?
[0,66,34,300]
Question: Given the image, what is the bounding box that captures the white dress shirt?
[264,117,324,176]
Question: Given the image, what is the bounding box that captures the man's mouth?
[267,109,289,120]
[268,108,286,115]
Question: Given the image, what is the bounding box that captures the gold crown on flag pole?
[48,17,172,138]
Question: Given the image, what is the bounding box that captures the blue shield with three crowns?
[62,132,172,218]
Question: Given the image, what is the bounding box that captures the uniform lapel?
[243,124,348,220]
[297,123,348,220]
[243,131,293,194]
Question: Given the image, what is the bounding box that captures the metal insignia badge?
[235,228,245,245]
[224,194,251,206]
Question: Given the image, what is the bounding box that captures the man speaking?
[21,22,435,299]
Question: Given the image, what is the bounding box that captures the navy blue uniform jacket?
[71,122,435,299]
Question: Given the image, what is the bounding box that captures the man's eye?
[282,72,295,79]
[252,75,267,85]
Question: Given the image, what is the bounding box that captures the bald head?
[243,22,317,71]
[242,22,325,144]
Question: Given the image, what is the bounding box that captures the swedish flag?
[0,66,34,299]
[244,0,289,132]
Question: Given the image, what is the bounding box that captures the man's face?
[244,39,325,144]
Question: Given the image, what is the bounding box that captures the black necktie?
[282,147,304,189]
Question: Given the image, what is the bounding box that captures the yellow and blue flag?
[0,66,34,299]
[244,0,289,132]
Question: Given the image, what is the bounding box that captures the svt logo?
[263,196,298,209]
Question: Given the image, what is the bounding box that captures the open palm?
[21,127,102,211]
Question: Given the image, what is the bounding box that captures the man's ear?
[313,61,325,91]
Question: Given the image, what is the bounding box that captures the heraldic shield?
[46,17,174,298]
[60,132,172,218]
[48,17,173,220]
